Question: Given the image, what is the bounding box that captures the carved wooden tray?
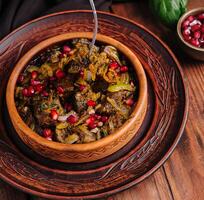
[0,11,188,199]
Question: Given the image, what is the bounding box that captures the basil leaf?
[149,0,188,28]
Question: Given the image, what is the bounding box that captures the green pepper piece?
[107,83,135,92]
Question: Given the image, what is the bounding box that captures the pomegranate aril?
[31,71,38,79]
[101,116,108,123]
[86,116,95,125]
[126,98,134,106]
[182,20,190,28]
[27,86,35,96]
[55,69,65,79]
[87,100,96,107]
[50,109,58,120]
[22,88,28,96]
[67,115,78,124]
[201,25,204,33]
[43,128,52,137]
[49,76,57,81]
[42,90,49,97]
[182,28,191,36]
[64,103,72,112]
[191,24,201,32]
[63,45,71,54]
[94,114,101,120]
[35,84,43,93]
[190,38,200,47]
[79,84,86,91]
[109,61,119,69]
[197,13,204,20]
[17,74,24,83]
[30,79,41,86]
[187,15,195,22]
[88,122,97,129]
[183,35,192,41]
[120,66,128,72]
[194,31,201,39]
[57,86,64,94]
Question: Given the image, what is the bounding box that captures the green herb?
[41,103,48,110]
[149,0,188,28]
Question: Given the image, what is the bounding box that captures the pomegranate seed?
[31,71,38,79]
[22,88,28,96]
[67,115,78,124]
[57,86,64,94]
[94,114,101,120]
[190,38,200,47]
[183,35,192,41]
[120,66,128,72]
[87,100,96,107]
[63,45,71,54]
[194,31,201,39]
[182,27,191,36]
[109,61,119,69]
[197,13,204,20]
[182,20,190,28]
[49,76,57,81]
[55,69,65,79]
[101,116,108,123]
[42,90,49,97]
[79,84,86,91]
[64,103,72,112]
[126,98,134,106]
[86,116,95,125]
[187,15,195,22]
[79,69,84,78]
[35,84,43,93]
[30,79,41,86]
[50,109,58,120]
[43,128,52,137]
[191,24,201,32]
[201,25,204,33]
[17,74,24,83]
[27,86,35,96]
[88,122,97,129]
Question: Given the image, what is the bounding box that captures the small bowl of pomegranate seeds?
[6,32,147,163]
[177,7,204,60]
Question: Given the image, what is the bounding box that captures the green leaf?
[149,0,188,28]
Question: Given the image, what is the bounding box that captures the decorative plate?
[0,11,188,200]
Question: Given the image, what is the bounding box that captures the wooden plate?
[0,11,188,199]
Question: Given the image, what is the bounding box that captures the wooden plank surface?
[0,0,203,200]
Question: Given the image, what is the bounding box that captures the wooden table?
[0,0,203,199]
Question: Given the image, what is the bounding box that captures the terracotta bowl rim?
[177,7,204,52]
[6,32,147,152]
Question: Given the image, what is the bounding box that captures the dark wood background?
[0,0,203,199]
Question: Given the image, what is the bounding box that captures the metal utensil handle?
[89,0,98,55]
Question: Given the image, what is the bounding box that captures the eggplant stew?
[15,39,137,144]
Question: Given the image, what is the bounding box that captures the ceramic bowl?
[177,7,204,61]
[6,32,148,163]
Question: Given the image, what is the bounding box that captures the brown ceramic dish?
[6,32,148,163]
[177,7,204,61]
